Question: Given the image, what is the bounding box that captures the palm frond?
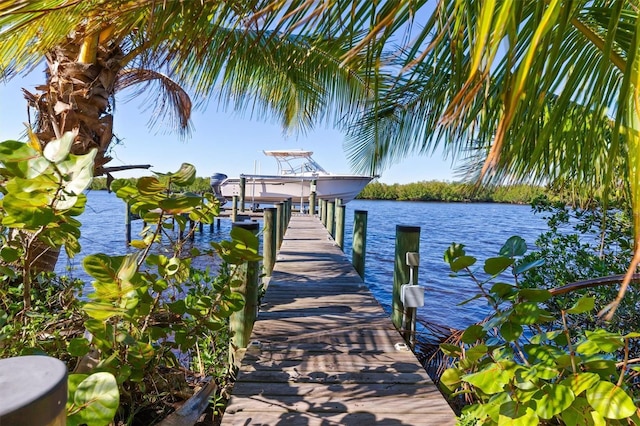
[115,68,192,137]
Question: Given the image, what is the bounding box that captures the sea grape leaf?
[126,342,155,369]
[440,368,463,391]
[501,321,523,342]
[158,195,201,214]
[560,397,595,426]
[533,384,575,419]
[567,296,595,314]
[0,246,19,263]
[137,176,165,195]
[450,255,476,272]
[170,163,196,186]
[84,254,118,283]
[68,372,119,426]
[462,324,486,343]
[68,337,91,357]
[463,363,512,394]
[440,343,463,358]
[519,288,552,302]
[499,236,527,257]
[560,373,600,397]
[585,329,623,353]
[586,381,636,419]
[443,243,466,264]
[484,256,514,275]
[43,131,73,163]
[513,258,545,274]
[498,401,539,426]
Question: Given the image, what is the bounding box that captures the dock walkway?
[222,215,456,425]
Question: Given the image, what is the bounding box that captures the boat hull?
[219,174,372,205]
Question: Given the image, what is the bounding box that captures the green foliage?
[357,181,547,204]
[440,238,640,426]
[90,176,215,193]
[0,137,261,424]
[67,372,119,426]
[520,196,638,339]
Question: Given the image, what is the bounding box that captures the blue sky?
[0,70,457,184]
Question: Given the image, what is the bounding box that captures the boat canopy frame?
[263,150,328,175]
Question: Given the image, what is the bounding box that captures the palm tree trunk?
[20,30,123,272]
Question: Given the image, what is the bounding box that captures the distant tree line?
[356,181,547,204]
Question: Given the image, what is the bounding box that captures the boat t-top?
[210,150,373,207]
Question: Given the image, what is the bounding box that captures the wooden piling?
[392,225,421,342]
[276,202,284,249]
[263,207,277,277]
[217,218,221,229]
[125,202,132,245]
[352,210,368,279]
[239,176,246,212]
[335,202,345,250]
[232,195,238,222]
[199,222,204,233]
[189,219,195,241]
[326,201,335,237]
[230,221,260,356]
[320,199,327,226]
[309,180,317,216]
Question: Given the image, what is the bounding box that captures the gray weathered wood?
[222,216,455,425]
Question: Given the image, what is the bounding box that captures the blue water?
[58,192,549,330]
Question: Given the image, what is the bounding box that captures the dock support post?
[286,198,292,226]
[239,176,246,212]
[230,221,260,357]
[276,202,284,249]
[352,210,368,279]
[335,202,345,250]
[326,201,335,237]
[217,218,221,229]
[0,356,67,425]
[263,207,277,277]
[309,180,317,216]
[320,199,327,226]
[199,221,204,234]
[232,195,238,223]
[125,202,132,245]
[392,225,421,343]
[189,219,195,241]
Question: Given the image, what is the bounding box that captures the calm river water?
[57,192,549,330]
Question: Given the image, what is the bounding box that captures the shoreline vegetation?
[90,177,549,204]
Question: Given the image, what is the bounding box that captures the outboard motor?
[210,173,228,204]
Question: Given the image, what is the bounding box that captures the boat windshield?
[263,150,328,175]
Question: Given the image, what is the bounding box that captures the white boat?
[210,150,374,207]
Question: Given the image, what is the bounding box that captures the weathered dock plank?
[222,216,456,425]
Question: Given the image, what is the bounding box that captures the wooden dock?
[222,215,456,425]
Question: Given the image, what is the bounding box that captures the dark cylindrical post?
[286,197,292,226]
[0,356,68,425]
[352,210,368,279]
[263,208,277,277]
[232,195,238,223]
[335,202,346,250]
[276,202,284,249]
[309,180,317,216]
[320,199,327,226]
[217,218,221,229]
[189,219,195,241]
[199,222,204,233]
[230,221,260,353]
[239,176,246,212]
[326,201,335,237]
[125,202,132,245]
[392,225,421,341]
